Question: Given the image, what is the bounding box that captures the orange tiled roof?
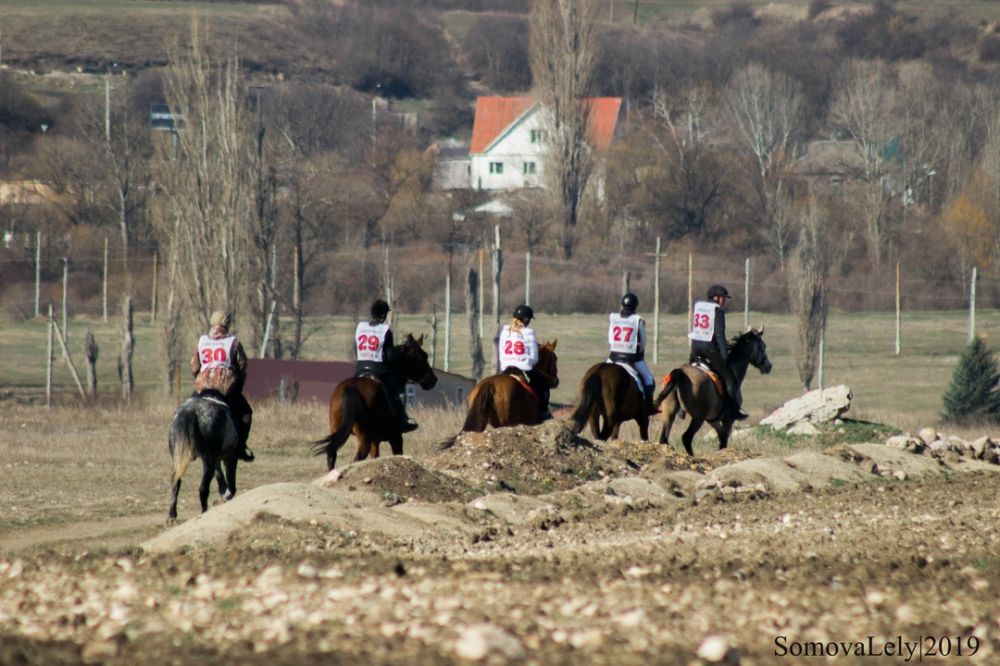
[470,96,621,154]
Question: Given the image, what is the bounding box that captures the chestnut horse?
[656,328,772,455]
[312,334,437,471]
[440,341,559,447]
[571,362,651,441]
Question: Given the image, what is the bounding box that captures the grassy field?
[2,308,998,430]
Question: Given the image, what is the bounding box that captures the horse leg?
[588,412,601,438]
[637,413,650,442]
[326,448,338,472]
[354,438,371,462]
[709,419,734,451]
[609,420,622,440]
[222,457,238,501]
[370,442,381,459]
[168,479,182,522]
[389,433,404,456]
[198,458,215,513]
[658,396,679,445]
[681,418,704,457]
[214,462,227,498]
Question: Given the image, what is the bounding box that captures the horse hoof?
[223,491,235,501]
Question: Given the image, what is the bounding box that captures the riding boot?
[237,416,255,462]
[540,386,552,421]
[390,389,419,433]
[643,383,659,416]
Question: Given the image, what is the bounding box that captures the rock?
[786,421,820,436]
[454,624,525,661]
[885,435,909,449]
[918,427,939,445]
[760,385,852,430]
[697,635,734,663]
[893,470,907,481]
[929,440,947,451]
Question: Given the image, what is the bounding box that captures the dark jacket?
[691,305,728,361]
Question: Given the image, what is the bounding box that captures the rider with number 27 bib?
[608,293,658,416]
[354,299,418,433]
[688,284,748,421]
[498,305,551,418]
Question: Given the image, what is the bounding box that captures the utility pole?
[647,237,665,364]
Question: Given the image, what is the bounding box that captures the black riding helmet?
[513,304,534,324]
[707,285,730,300]
[621,293,639,311]
[371,299,391,319]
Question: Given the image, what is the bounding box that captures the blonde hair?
[509,318,524,332]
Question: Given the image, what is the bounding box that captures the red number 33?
[693,314,710,329]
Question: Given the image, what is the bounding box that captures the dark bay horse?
[313,334,437,471]
[656,328,772,455]
[168,390,240,522]
[440,341,559,447]
[571,362,650,441]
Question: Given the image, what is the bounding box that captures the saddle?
[607,359,644,394]
[661,363,725,398]
[196,388,230,410]
[503,368,541,404]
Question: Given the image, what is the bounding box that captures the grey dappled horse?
[167,391,240,522]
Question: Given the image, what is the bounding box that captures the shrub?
[942,337,1000,424]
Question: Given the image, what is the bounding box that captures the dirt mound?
[317,455,478,504]
[426,421,618,494]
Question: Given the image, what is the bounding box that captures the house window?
[530,129,547,144]
[523,162,536,175]
[489,161,504,174]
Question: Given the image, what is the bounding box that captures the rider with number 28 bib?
[190,310,255,462]
[354,299,418,433]
[608,293,658,416]
[498,305,551,418]
[688,284,748,421]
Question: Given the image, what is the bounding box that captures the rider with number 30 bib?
[354,299,418,433]
[689,284,748,421]
[608,293,658,415]
[498,305,551,418]
[190,310,255,462]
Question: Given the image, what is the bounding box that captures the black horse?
[656,328,773,455]
[167,390,240,522]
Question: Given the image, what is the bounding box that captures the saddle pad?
[607,360,644,394]
[662,365,725,398]
[510,374,541,403]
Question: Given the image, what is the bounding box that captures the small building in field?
[245,358,474,409]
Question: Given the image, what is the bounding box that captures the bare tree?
[829,59,900,268]
[530,0,602,259]
[723,63,806,270]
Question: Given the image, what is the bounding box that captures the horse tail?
[169,404,199,487]
[571,370,603,435]
[655,369,682,407]
[462,381,496,434]
[312,386,365,458]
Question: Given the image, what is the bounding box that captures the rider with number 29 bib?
[688,284,748,421]
[354,299,418,433]
[608,293,658,416]
[498,305,551,418]
[191,310,255,462]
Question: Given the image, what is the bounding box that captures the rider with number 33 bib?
[498,305,551,418]
[190,310,255,462]
[689,284,748,421]
[608,293,658,416]
[354,299,418,433]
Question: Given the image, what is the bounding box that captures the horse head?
[538,339,559,388]
[398,333,438,390]
[736,328,772,375]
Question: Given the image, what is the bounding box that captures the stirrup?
[400,420,419,433]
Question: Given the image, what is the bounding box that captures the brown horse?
[571,362,650,441]
[440,341,559,446]
[656,328,772,455]
[312,334,437,471]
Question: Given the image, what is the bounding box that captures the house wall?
[470,108,549,190]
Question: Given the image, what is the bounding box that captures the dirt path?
[0,513,164,555]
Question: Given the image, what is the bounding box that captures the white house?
[468,96,622,191]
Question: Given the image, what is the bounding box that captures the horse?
[655,328,772,455]
[167,390,240,522]
[571,362,651,441]
[312,334,437,471]
[440,341,559,447]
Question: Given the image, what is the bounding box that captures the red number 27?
[613,326,633,342]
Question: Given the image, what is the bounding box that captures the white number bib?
[688,301,717,342]
[198,335,236,370]
[499,326,529,369]
[356,322,389,362]
[608,313,640,354]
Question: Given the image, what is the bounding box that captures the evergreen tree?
[942,337,1000,423]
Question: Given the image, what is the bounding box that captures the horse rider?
[355,299,418,433]
[689,284,748,421]
[190,310,255,462]
[498,304,551,418]
[608,293,658,415]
